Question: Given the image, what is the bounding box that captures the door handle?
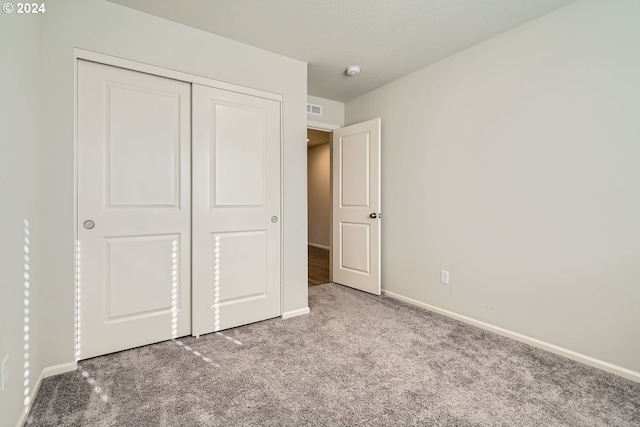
[83,220,95,230]
[369,213,377,219]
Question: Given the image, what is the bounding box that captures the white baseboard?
[15,371,42,427]
[43,361,77,378]
[281,307,310,319]
[308,243,330,251]
[383,289,640,383]
[17,361,76,427]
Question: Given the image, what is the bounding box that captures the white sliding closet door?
[77,60,192,359]
[192,84,282,336]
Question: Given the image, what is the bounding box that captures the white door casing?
[192,84,282,336]
[332,119,381,295]
[77,60,192,359]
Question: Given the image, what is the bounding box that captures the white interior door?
[192,84,281,336]
[77,60,191,359]
[332,118,381,295]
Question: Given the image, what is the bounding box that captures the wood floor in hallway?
[308,245,329,286]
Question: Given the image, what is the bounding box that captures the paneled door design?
[332,119,382,295]
[77,60,191,359]
[192,84,282,336]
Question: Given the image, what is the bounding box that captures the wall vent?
[307,103,323,116]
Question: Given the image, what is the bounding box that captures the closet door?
[192,84,282,336]
[77,60,191,359]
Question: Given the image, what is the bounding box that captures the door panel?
[107,84,181,207]
[192,84,281,336]
[215,231,267,301]
[106,235,179,319]
[214,104,266,206]
[340,133,370,207]
[77,60,191,359]
[332,119,381,295]
[340,222,370,274]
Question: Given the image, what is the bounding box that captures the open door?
[332,118,381,295]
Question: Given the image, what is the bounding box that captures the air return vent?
[307,103,323,116]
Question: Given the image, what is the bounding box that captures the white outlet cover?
[440,270,450,285]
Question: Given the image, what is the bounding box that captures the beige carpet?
[28,283,640,426]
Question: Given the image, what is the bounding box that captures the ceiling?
[108,0,575,102]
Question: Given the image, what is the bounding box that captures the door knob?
[369,213,377,219]
[83,220,95,230]
[271,216,278,223]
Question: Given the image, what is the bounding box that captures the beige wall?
[308,143,331,248]
[346,0,640,375]
[307,95,345,126]
[0,13,45,427]
[15,0,308,414]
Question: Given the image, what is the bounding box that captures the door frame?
[74,49,284,358]
[307,120,340,283]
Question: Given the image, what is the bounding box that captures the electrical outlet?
[440,270,449,285]
[1,355,8,391]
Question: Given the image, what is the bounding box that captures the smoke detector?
[346,65,361,76]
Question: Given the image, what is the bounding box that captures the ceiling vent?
[307,103,323,116]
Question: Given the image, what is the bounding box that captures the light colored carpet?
[29,283,640,426]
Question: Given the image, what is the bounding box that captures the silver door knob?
[369,213,377,219]
[271,216,278,223]
[83,220,95,230]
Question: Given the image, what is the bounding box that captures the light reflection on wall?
[213,236,220,332]
[171,240,178,338]
[23,219,31,414]
[75,240,81,362]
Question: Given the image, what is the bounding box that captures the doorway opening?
[306,118,382,294]
[307,128,331,286]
